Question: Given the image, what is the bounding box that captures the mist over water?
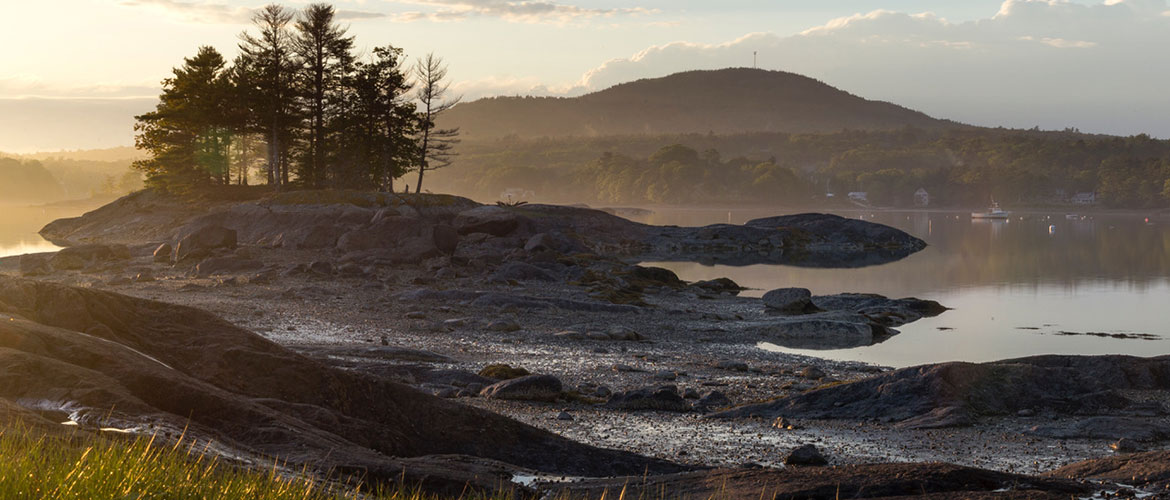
[638,208,1170,367]
[0,206,67,258]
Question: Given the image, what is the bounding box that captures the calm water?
[636,208,1170,367]
[0,206,68,258]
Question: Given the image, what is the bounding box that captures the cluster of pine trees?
[133,3,458,193]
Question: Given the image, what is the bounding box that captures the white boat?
[972,202,1011,219]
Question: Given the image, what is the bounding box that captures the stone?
[308,261,334,275]
[1111,439,1141,453]
[335,216,422,254]
[405,311,427,319]
[800,366,827,380]
[133,270,155,282]
[524,232,586,254]
[784,444,828,466]
[773,417,801,430]
[692,278,742,293]
[477,364,530,380]
[153,243,173,263]
[175,225,237,262]
[762,287,815,314]
[454,206,527,237]
[479,374,563,402]
[432,224,460,254]
[487,319,521,332]
[556,411,574,421]
[697,391,732,409]
[604,385,690,412]
[653,370,678,381]
[606,326,643,341]
[49,244,130,270]
[714,360,749,372]
[1018,409,1036,417]
[682,388,701,399]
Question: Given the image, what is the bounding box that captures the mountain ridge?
[440,68,958,140]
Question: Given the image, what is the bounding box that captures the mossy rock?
[478,364,530,380]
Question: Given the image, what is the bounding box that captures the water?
[635,208,1170,367]
[0,205,74,258]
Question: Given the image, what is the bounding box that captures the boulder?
[195,257,264,278]
[479,374,563,402]
[274,224,348,250]
[712,355,1170,429]
[692,278,742,293]
[432,224,460,254]
[335,216,422,253]
[524,232,586,254]
[762,287,815,314]
[696,391,732,410]
[454,206,527,237]
[605,385,690,412]
[743,313,876,349]
[48,244,131,270]
[175,225,237,262]
[784,444,828,466]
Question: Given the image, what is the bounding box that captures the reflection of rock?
[743,313,876,349]
[744,293,944,349]
[712,355,1170,430]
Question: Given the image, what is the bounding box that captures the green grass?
[0,427,517,500]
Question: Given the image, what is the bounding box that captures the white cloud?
[121,0,387,24]
[389,0,655,24]
[553,0,1170,137]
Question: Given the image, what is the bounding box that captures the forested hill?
[441,68,953,140]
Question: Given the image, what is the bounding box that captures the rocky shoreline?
[3,188,1169,498]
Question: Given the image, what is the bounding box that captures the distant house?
[914,188,930,207]
[847,192,868,202]
[1070,192,1097,205]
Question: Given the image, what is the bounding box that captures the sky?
[2,0,1169,152]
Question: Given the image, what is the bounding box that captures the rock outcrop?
[0,277,683,493]
[712,355,1170,429]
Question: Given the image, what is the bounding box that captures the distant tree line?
[134,3,459,193]
[428,128,1170,208]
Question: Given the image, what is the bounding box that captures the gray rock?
[605,385,690,412]
[50,244,131,270]
[784,444,828,466]
[489,262,557,282]
[480,374,563,402]
[308,261,334,275]
[556,411,574,421]
[606,326,643,341]
[682,388,701,399]
[762,287,814,314]
[454,206,529,237]
[800,366,827,380]
[653,370,678,381]
[524,232,586,254]
[133,270,155,282]
[742,313,876,349]
[335,216,422,254]
[176,225,237,262]
[696,391,732,410]
[714,360,748,372]
[1111,438,1141,453]
[487,319,521,332]
[432,224,460,254]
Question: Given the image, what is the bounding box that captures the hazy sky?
[2,0,1169,152]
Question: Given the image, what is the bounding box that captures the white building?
[914,188,930,207]
[848,191,868,202]
[1071,192,1097,205]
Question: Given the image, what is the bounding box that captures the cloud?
[389,0,655,24]
[559,0,1170,137]
[121,0,387,24]
[0,76,158,100]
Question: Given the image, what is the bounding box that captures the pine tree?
[293,3,354,188]
[335,46,416,190]
[413,53,460,193]
[238,4,299,187]
[133,46,232,190]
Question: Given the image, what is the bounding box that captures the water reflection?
[636,208,1170,367]
[0,205,68,258]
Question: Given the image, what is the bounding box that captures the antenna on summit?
[753,51,757,68]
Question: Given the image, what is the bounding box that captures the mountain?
[440,68,954,140]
